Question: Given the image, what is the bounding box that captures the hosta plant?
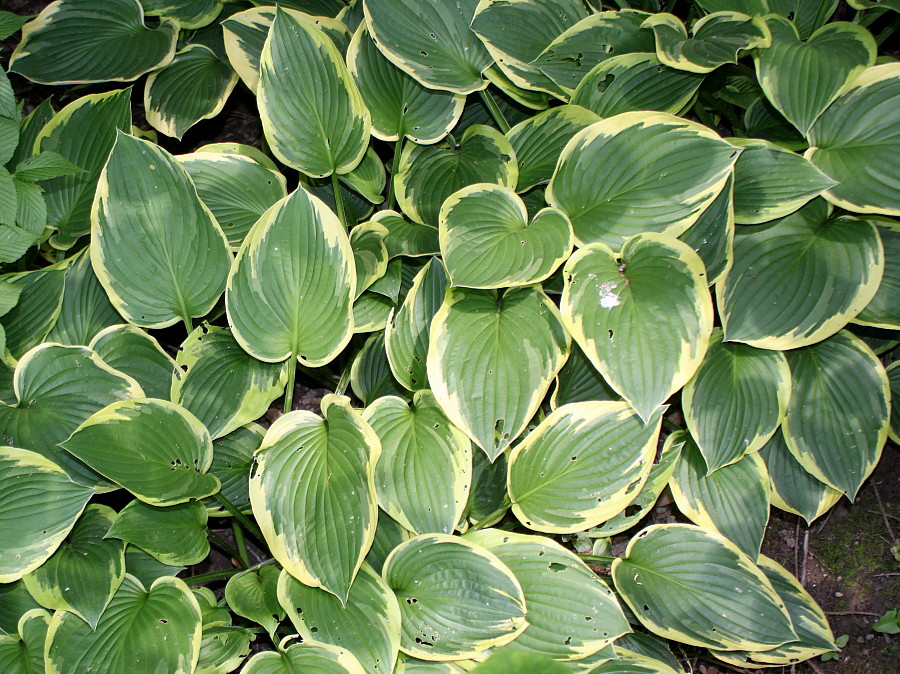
[1,0,898,672]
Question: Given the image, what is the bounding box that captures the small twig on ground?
[794,516,801,577]
[824,610,881,617]
[807,660,826,674]
[815,508,835,535]
[873,484,898,545]
[873,572,900,577]
[865,509,900,522]
[800,527,810,586]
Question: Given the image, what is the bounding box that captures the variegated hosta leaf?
[226,188,355,367]
[711,556,836,667]
[363,391,471,535]
[145,45,238,139]
[743,96,807,151]
[124,545,184,587]
[592,649,681,673]
[353,292,396,334]
[365,510,412,576]
[375,211,440,259]
[22,505,124,628]
[0,447,94,583]
[0,582,42,636]
[46,249,120,347]
[547,112,739,248]
[44,575,202,674]
[440,183,572,289]
[139,0,221,30]
[889,361,900,444]
[806,63,900,215]
[730,138,836,224]
[90,324,179,400]
[249,395,380,604]
[196,626,254,674]
[278,564,401,672]
[485,65,552,111]
[397,655,470,673]
[193,587,230,629]
[340,147,386,204]
[585,432,684,538]
[205,423,262,516]
[242,639,365,674]
[470,0,591,99]
[92,132,231,329]
[33,88,132,250]
[105,499,209,566]
[350,331,409,406]
[178,151,287,251]
[225,564,284,635]
[363,0,492,95]
[427,286,569,461]
[259,8,368,178]
[718,199,884,350]
[348,23,464,144]
[395,125,518,227]
[507,401,663,534]
[506,105,600,194]
[643,11,770,74]
[0,609,49,672]
[383,534,527,661]
[561,234,713,422]
[669,435,770,559]
[0,268,65,360]
[172,324,288,440]
[678,173,734,286]
[466,529,629,661]
[570,54,704,119]
[614,632,684,672]
[682,329,791,472]
[855,220,900,329]
[9,0,178,84]
[350,221,389,297]
[61,398,221,506]
[550,343,619,409]
[782,331,890,500]
[754,16,876,136]
[464,450,509,528]
[612,524,795,650]
[0,343,143,486]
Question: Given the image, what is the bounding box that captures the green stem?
[182,315,194,338]
[387,138,404,211]
[662,417,684,434]
[284,356,297,414]
[859,7,888,28]
[212,492,266,546]
[232,520,252,569]
[334,357,353,397]
[208,530,243,566]
[331,172,348,228]
[479,88,510,133]
[186,558,278,586]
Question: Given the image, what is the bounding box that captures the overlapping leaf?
[106,499,209,566]
[89,324,179,400]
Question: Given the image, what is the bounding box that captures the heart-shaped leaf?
[61,398,220,506]
[427,286,570,461]
[196,625,254,674]
[508,402,663,533]
[249,395,380,604]
[106,499,209,566]
[242,639,365,673]
[0,609,50,673]
[91,132,232,329]
[90,324,179,401]
[225,564,284,636]
[375,211,440,259]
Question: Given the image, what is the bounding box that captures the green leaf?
[550,343,619,409]
[0,268,65,360]
[561,233,713,421]
[61,398,221,506]
[364,509,412,576]
[340,147,386,205]
[678,173,734,286]
[34,89,132,250]
[178,150,286,251]
[385,258,447,391]
[0,609,50,673]
[124,545,185,586]
[350,221,389,297]
[759,430,842,524]
[13,151,80,182]
[106,499,209,566]
[873,610,900,635]
[196,625,254,674]
[570,54,705,118]
[889,361,900,444]
[855,221,900,329]
[0,343,142,486]
[612,523,795,650]
[643,11,770,74]
[8,97,55,171]
[466,529,629,660]
[44,575,202,674]
[172,324,288,440]
[782,331,890,500]
[711,555,836,667]
[427,286,569,461]
[278,564,401,672]
[464,450,509,528]
[589,650,681,673]
[743,96,808,151]
[375,211,440,259]
[470,650,569,674]
[9,0,178,84]
[193,586,232,629]
[395,124,518,227]
[0,11,28,41]
[363,0,492,95]
[682,329,791,471]
[0,582,42,636]
[145,45,238,140]
[754,16,875,136]
[508,401,664,533]
[730,138,836,224]
[350,331,409,406]
[22,505,124,628]
[46,249,121,347]
[547,112,739,248]
[89,324,180,401]
[204,423,262,516]
[718,199,884,349]
[249,395,380,604]
[353,291,396,333]
[259,8,369,178]
[363,391,471,536]
[92,132,231,329]
[383,534,527,660]
[669,436,770,559]
[348,23,464,144]
[225,564,284,635]
[0,447,94,583]
[805,63,900,216]
[139,0,222,30]
[242,639,365,674]
[227,188,355,366]
[440,183,572,289]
